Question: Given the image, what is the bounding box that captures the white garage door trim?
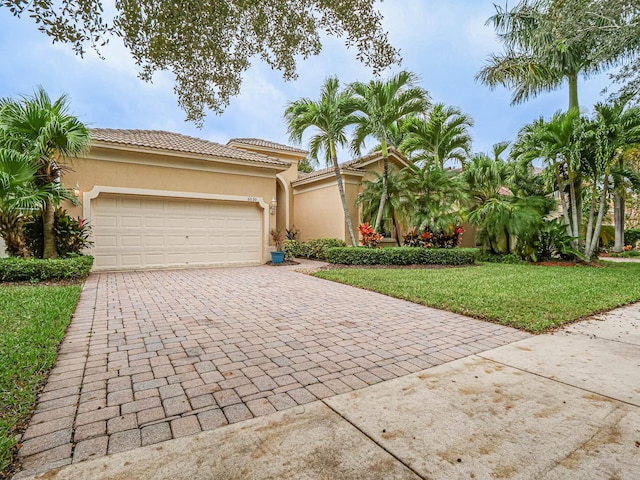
[83,186,270,267]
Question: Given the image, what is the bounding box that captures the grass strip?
[314,262,640,333]
[0,285,81,475]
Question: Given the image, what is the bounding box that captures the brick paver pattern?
[17,264,530,477]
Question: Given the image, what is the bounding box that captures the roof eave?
[90,140,291,171]
[227,140,308,159]
[292,169,365,187]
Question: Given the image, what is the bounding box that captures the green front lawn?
[314,262,640,333]
[0,285,81,475]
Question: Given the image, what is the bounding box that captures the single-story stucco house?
[1,129,475,270]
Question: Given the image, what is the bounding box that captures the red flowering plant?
[403,226,464,249]
[358,223,383,249]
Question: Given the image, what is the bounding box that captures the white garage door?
[91,194,262,270]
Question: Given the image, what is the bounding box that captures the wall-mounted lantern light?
[270,197,277,215]
[72,182,81,199]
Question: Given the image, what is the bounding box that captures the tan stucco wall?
[294,179,346,242]
[60,147,286,262]
[292,175,364,246]
[64,147,277,218]
[292,155,411,246]
[227,144,302,229]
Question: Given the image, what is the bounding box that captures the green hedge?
[324,247,479,265]
[283,238,347,261]
[0,256,94,282]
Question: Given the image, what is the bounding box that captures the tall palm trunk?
[613,190,625,252]
[567,72,583,246]
[585,173,609,261]
[373,139,389,233]
[42,199,58,259]
[331,144,357,246]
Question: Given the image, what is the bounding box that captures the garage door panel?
[120,235,142,247]
[91,194,263,270]
[145,235,164,247]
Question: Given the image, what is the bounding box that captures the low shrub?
[283,238,347,261]
[24,208,93,258]
[403,227,463,249]
[625,229,640,247]
[324,247,479,265]
[476,253,528,264]
[610,250,640,258]
[358,223,383,248]
[282,239,303,260]
[0,256,94,282]
[304,238,347,259]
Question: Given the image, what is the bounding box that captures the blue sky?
[0,0,615,166]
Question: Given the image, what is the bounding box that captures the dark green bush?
[24,208,93,258]
[324,247,478,265]
[0,256,94,282]
[625,229,640,247]
[304,238,347,260]
[476,252,527,264]
[283,238,347,261]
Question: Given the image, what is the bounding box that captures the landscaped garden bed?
[313,261,640,333]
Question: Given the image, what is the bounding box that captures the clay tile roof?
[90,129,289,166]
[294,147,407,183]
[227,138,308,155]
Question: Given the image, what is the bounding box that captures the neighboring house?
[1,129,475,267]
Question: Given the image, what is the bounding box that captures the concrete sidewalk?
[18,303,640,480]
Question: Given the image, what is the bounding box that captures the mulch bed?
[315,263,474,271]
[266,260,300,266]
[531,261,604,267]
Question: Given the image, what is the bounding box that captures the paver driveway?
[16,262,529,477]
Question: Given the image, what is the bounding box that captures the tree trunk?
[373,139,389,233]
[392,215,401,246]
[586,175,609,261]
[613,189,625,252]
[42,199,58,259]
[330,145,357,246]
[567,73,584,244]
[553,163,575,243]
[568,73,579,112]
[584,184,597,256]
[568,175,580,245]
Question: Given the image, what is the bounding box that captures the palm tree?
[476,0,618,112]
[594,101,640,252]
[284,77,358,246]
[511,110,583,246]
[401,103,474,169]
[356,167,407,245]
[0,87,90,258]
[0,148,73,257]
[583,101,640,258]
[350,71,429,232]
[463,153,547,255]
[401,165,465,238]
